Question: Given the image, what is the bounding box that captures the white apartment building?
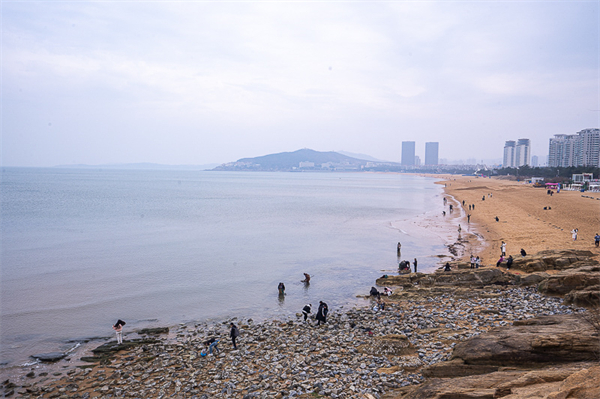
[503,139,530,167]
[548,129,599,167]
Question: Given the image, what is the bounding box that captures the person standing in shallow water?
[278,282,285,295]
[316,301,328,325]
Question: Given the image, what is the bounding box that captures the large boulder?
[537,268,600,296]
[511,250,598,273]
[564,285,600,308]
[450,315,598,368]
[386,363,599,399]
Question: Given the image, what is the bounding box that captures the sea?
[0,168,449,369]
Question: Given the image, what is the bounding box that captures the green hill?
[213,149,372,171]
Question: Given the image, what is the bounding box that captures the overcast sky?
[2,1,598,167]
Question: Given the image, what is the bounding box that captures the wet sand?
[434,175,600,266]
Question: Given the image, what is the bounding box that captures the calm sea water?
[1,168,447,367]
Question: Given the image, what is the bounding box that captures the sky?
[1,0,598,167]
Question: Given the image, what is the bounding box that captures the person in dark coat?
[370,287,380,297]
[229,323,239,349]
[302,304,312,322]
[520,248,527,257]
[506,255,513,270]
[444,263,452,272]
[316,301,328,325]
[413,258,418,273]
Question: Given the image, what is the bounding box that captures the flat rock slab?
[31,352,67,362]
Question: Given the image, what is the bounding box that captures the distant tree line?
[490,166,600,181]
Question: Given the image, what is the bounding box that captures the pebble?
[7,286,585,398]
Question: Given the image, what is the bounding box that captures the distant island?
[212,149,399,172]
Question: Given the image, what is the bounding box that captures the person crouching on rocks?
[113,319,125,344]
[444,263,452,272]
[302,304,312,322]
[204,337,220,356]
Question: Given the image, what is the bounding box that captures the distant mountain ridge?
[55,163,219,170]
[213,149,380,171]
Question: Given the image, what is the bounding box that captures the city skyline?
[2,2,598,167]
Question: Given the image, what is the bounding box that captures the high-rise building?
[503,139,531,167]
[531,155,539,167]
[503,141,516,167]
[515,139,531,167]
[425,142,439,165]
[579,128,600,167]
[401,141,415,166]
[548,129,599,167]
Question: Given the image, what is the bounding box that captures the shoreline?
[4,176,598,397]
[3,283,587,398]
[4,175,598,397]
[0,175,460,386]
[434,174,600,266]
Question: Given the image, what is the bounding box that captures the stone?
[31,352,67,362]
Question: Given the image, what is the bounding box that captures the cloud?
[2,1,598,166]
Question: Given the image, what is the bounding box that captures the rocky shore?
[3,248,598,399]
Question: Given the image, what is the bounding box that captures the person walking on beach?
[413,258,418,273]
[458,224,462,233]
[302,304,312,322]
[501,241,506,256]
[571,228,578,241]
[113,319,125,344]
[316,301,328,326]
[595,234,600,247]
[467,214,471,224]
[472,204,475,210]
[230,323,239,350]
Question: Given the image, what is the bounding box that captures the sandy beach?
[435,175,600,267]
